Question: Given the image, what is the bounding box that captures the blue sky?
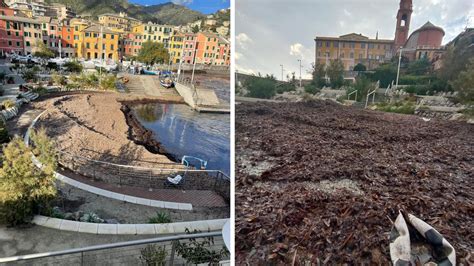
[130,0,230,14]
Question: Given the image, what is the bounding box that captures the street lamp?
[280,64,284,81]
[297,59,302,88]
[396,47,416,89]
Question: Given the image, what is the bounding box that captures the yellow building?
[315,33,394,71]
[79,25,120,61]
[169,34,184,64]
[133,23,174,48]
[71,18,89,58]
[98,12,140,33]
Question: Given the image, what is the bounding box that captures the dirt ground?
[32,92,181,168]
[235,100,473,264]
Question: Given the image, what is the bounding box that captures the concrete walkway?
[0,225,155,258]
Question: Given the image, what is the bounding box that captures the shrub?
[148,212,172,224]
[0,119,10,144]
[51,72,67,87]
[79,212,104,223]
[304,84,319,94]
[22,69,38,82]
[245,76,276,99]
[140,245,167,266]
[99,74,118,91]
[2,99,16,109]
[64,61,83,73]
[376,101,415,114]
[175,228,229,264]
[0,137,56,226]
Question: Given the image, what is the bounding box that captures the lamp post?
[280,64,284,81]
[396,47,416,89]
[297,59,302,87]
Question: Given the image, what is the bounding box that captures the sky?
[130,0,230,14]
[236,0,474,80]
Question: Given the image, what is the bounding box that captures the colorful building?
[0,2,25,55]
[195,32,220,65]
[169,33,184,64]
[70,18,88,58]
[133,23,174,48]
[315,33,394,71]
[98,12,140,33]
[79,25,120,61]
[122,32,143,58]
[182,33,197,64]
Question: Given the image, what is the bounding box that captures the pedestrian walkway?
[59,168,227,208]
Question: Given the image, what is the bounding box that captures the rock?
[468,119,474,124]
[449,113,464,121]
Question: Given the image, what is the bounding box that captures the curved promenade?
[25,110,192,211]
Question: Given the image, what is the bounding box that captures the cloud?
[236,0,473,80]
[236,33,253,49]
[172,0,193,5]
[235,52,244,60]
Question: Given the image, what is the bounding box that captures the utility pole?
[280,64,284,81]
[396,46,402,89]
[297,59,302,87]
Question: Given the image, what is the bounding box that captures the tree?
[326,59,344,88]
[192,25,199,33]
[137,41,170,65]
[366,63,397,88]
[450,59,474,104]
[353,63,367,72]
[407,57,431,75]
[33,41,55,59]
[0,134,56,226]
[245,75,276,99]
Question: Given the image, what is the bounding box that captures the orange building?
[195,32,219,65]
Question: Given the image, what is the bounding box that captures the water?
[132,103,230,175]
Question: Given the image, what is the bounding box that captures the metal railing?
[52,150,231,202]
[347,89,358,101]
[0,232,229,266]
[365,81,380,108]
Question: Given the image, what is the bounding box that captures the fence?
[0,232,230,266]
[56,150,230,202]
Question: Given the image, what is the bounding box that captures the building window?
[326,41,330,47]
[110,44,114,50]
[361,43,366,49]
[26,41,30,46]
[16,42,20,47]
[86,43,90,48]
[8,41,12,46]
[350,52,354,58]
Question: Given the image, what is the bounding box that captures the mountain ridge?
[45,0,206,25]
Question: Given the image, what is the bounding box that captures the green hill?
[45,0,205,25]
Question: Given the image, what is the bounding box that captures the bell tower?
[394,0,413,51]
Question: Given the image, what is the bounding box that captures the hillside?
[45,0,205,25]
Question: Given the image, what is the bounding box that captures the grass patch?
[375,101,416,114]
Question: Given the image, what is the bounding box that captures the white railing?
[347,89,358,101]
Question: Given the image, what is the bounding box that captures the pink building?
[182,33,197,64]
[0,2,25,55]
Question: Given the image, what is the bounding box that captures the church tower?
[394,0,413,51]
